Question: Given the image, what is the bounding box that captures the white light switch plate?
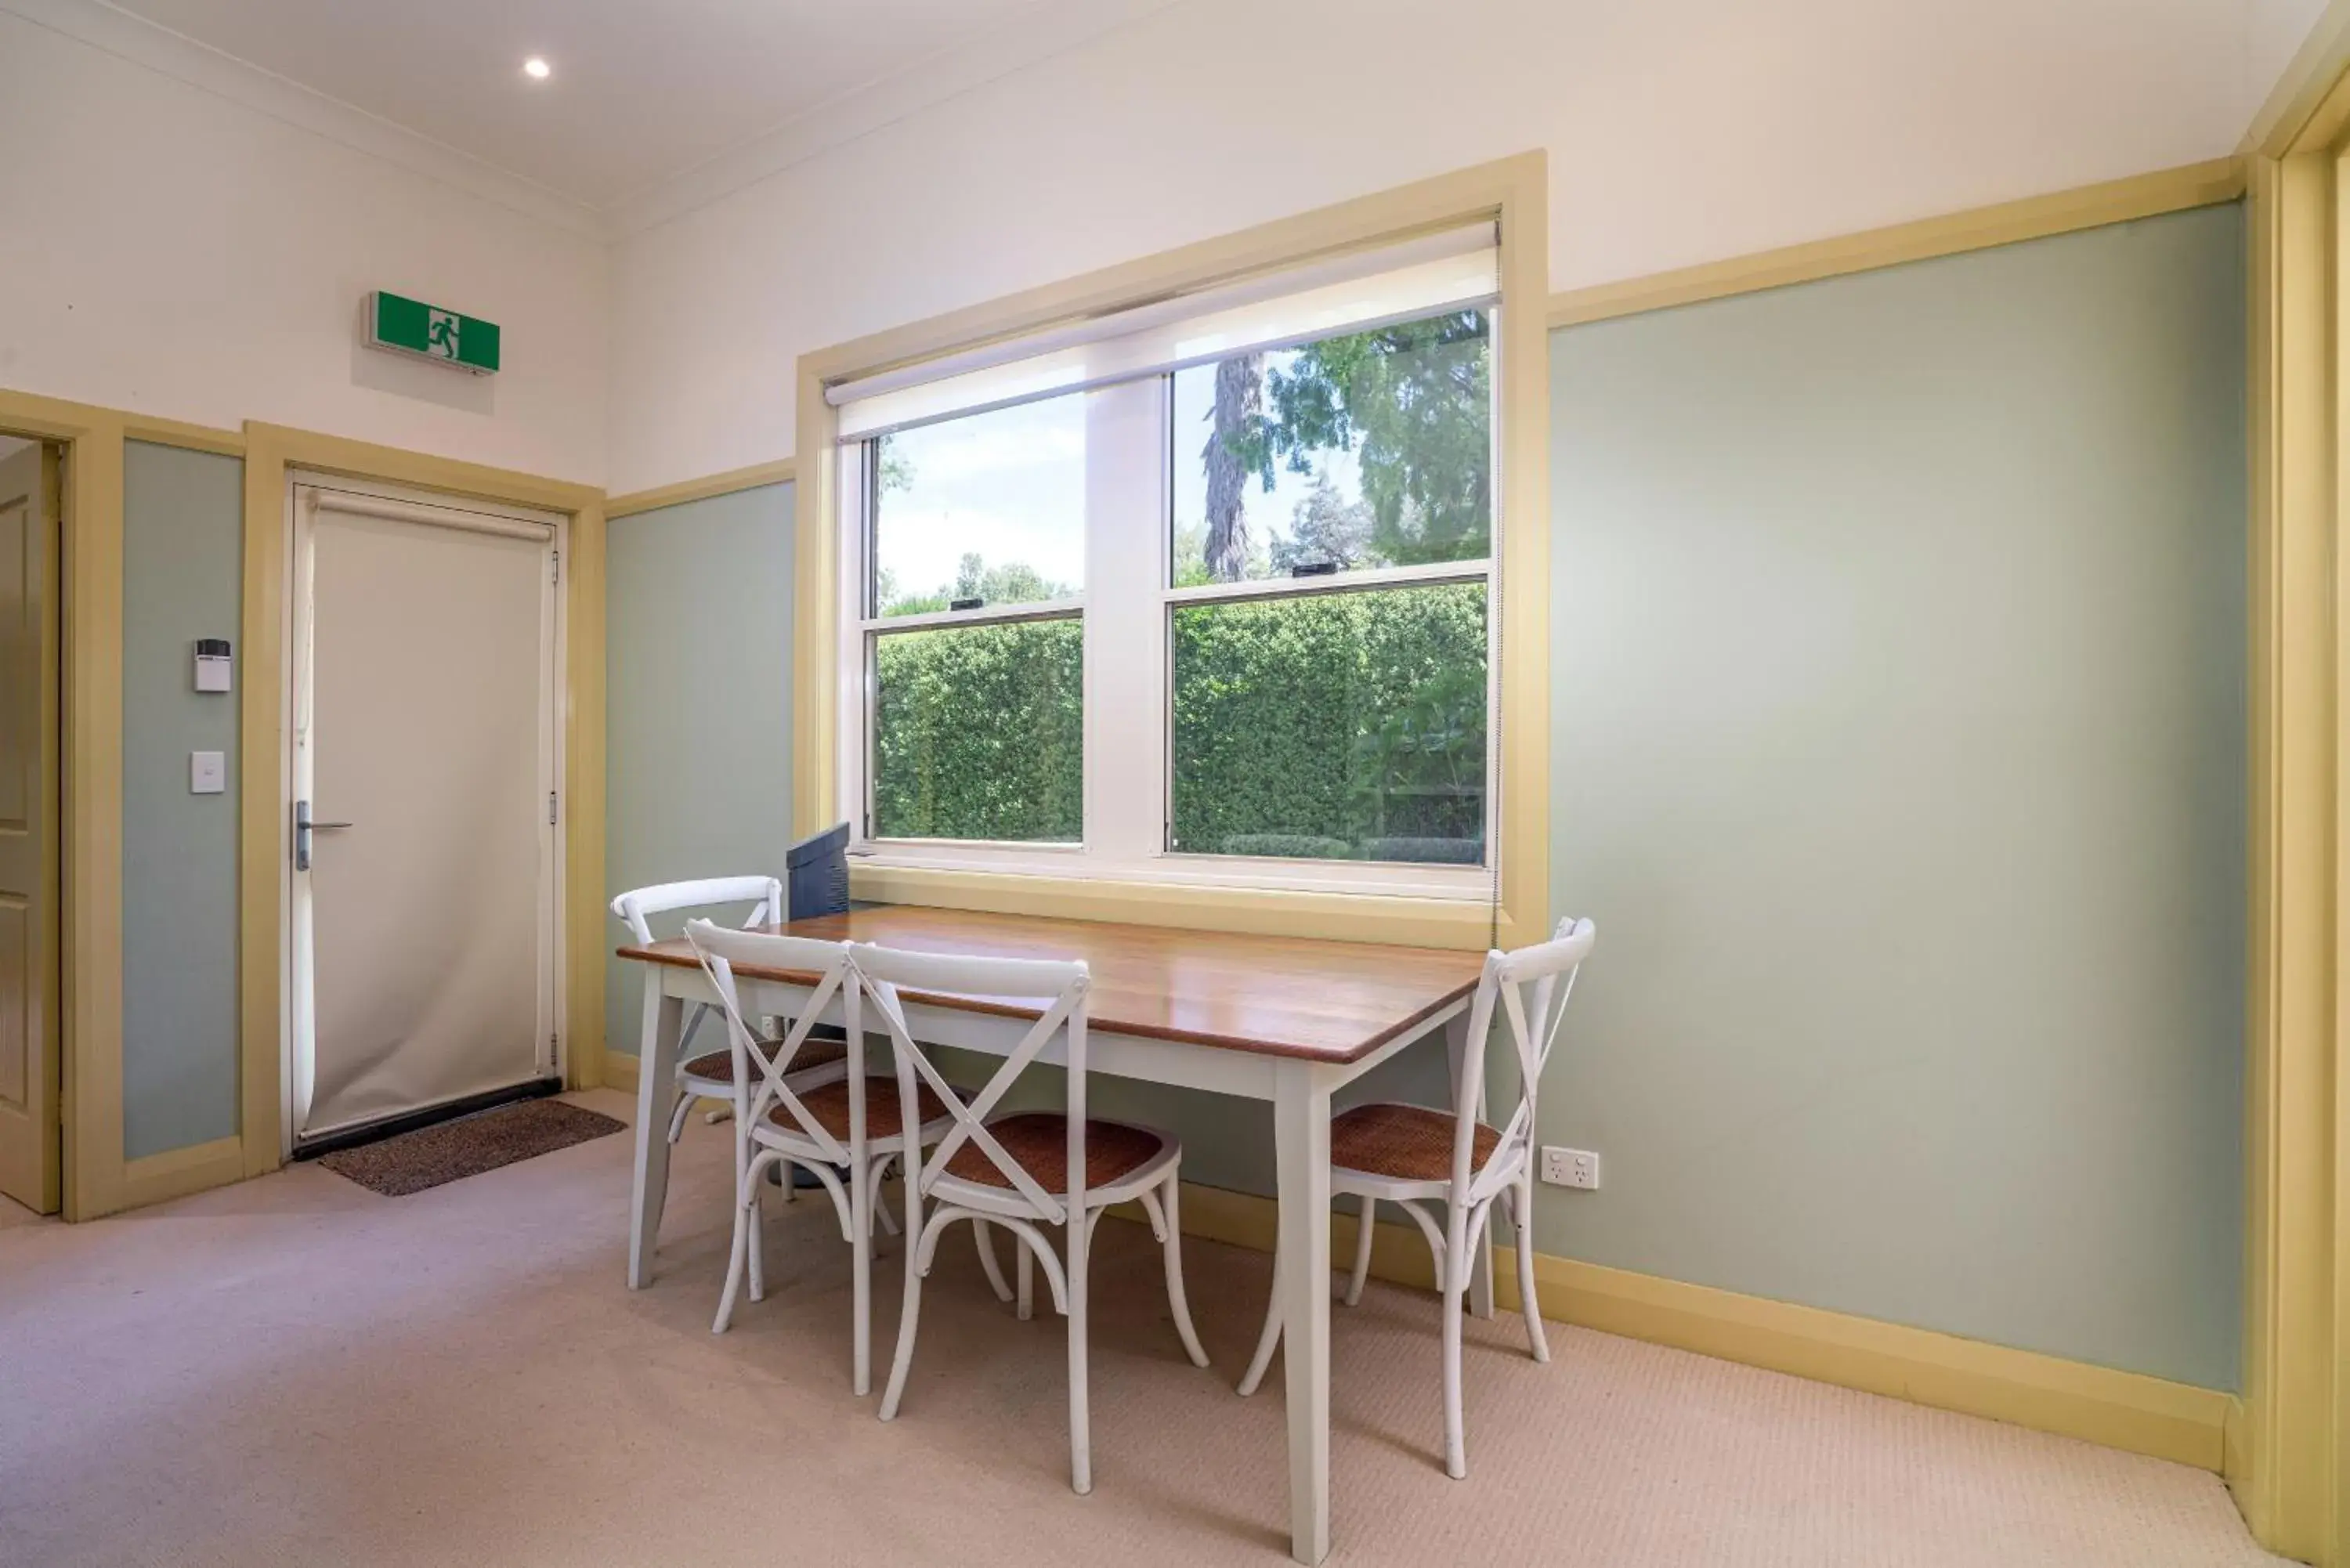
[190,751,226,794]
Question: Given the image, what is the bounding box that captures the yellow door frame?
[0,392,609,1219]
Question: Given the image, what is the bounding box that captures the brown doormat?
[316,1099,624,1196]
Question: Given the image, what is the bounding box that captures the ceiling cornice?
[598,0,1188,239]
[2,0,602,237]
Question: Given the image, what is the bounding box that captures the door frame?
[240,425,605,1180]
[278,473,570,1155]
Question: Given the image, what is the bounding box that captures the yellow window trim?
[848,863,1503,951]
[792,152,1554,952]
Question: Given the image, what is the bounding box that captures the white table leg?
[1274,1060,1333,1566]
[1444,1011,1495,1321]
[627,979,685,1290]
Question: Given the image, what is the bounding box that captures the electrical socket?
[1540,1146,1600,1190]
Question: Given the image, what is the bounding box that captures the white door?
[288,480,562,1147]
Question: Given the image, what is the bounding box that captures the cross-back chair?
[1238,916,1596,1479]
[685,920,953,1394]
[853,941,1210,1494]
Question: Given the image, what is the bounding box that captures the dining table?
[616,902,1491,1565]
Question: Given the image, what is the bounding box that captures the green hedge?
[873,618,1083,841]
[1171,583,1486,858]
[870,584,1487,861]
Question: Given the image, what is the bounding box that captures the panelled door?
[0,439,60,1212]
[287,480,562,1147]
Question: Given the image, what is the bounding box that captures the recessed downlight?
[522,57,551,81]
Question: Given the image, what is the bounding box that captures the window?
[833,225,1500,894]
[1166,311,1491,865]
[864,394,1088,844]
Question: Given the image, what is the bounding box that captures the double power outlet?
[1539,1146,1600,1190]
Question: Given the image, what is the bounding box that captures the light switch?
[190,751,226,795]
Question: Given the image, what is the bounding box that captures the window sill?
[846,858,1517,951]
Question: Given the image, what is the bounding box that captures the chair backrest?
[1452,916,1596,1196]
[609,876,783,945]
[850,943,1090,1225]
[685,919,859,1164]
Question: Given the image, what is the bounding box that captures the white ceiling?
[99,0,1089,214]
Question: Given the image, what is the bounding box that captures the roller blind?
[832,221,1499,442]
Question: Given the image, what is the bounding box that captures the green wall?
[604,482,797,1050]
[121,441,244,1161]
[1546,204,2245,1389]
[603,206,2247,1391]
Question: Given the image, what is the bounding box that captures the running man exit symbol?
[365,291,501,375]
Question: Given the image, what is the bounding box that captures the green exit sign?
[366,291,500,375]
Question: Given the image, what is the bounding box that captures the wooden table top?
[617,904,1488,1064]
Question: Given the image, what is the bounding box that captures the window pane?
[870,394,1087,618]
[1170,583,1485,862]
[873,618,1083,842]
[1170,309,1491,587]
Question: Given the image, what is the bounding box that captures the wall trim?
[601,1050,639,1095]
[1546,158,2244,330]
[1159,1182,2232,1475]
[237,423,609,1188]
[622,158,2251,521]
[606,458,796,519]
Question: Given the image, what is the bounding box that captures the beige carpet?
[0,1090,2282,1568]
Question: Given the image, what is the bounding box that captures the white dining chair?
[1238,916,1596,1479]
[685,919,958,1395]
[855,941,1211,1494]
[610,876,818,1143]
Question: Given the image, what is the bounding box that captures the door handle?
[293,802,352,872]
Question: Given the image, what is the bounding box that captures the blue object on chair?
[786,822,851,922]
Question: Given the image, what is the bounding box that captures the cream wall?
[0,6,608,484]
[606,0,2260,493]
